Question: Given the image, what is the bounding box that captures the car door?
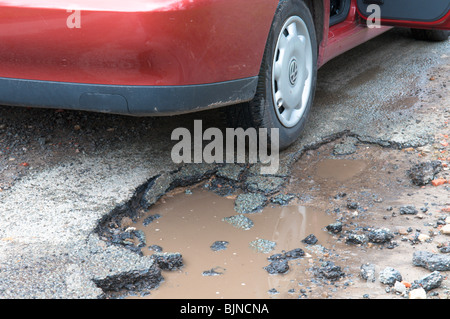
[356,0,450,29]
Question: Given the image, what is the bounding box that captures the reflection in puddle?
[131,187,335,299]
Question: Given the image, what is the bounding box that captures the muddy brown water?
[132,188,334,299]
[315,159,367,182]
[127,138,450,299]
[129,157,375,299]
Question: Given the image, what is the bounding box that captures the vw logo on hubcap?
[288,58,298,85]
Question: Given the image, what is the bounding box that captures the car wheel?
[225,0,317,150]
[410,29,450,42]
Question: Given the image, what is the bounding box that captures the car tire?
[225,0,318,151]
[410,29,450,42]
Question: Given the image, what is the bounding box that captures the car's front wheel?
[225,0,318,150]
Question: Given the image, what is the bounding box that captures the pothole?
[93,130,449,299]
[128,186,336,299]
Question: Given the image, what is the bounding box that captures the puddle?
[315,159,368,182]
[122,140,442,300]
[388,96,419,110]
[130,187,335,299]
[106,139,449,300]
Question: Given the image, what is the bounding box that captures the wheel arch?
[302,0,326,51]
[262,0,325,69]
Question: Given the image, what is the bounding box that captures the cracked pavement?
[0,28,448,298]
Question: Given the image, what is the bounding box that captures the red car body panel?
[0,0,395,86]
[355,2,450,30]
[0,0,448,115]
[319,0,391,66]
[0,0,277,86]
[373,13,450,30]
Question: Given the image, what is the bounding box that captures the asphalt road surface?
[0,27,448,298]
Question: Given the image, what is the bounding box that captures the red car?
[0,0,449,148]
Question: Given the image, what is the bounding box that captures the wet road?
[0,28,448,298]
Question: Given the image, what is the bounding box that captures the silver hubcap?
[272,16,313,128]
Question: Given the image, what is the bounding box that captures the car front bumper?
[0,0,276,114]
[0,76,258,115]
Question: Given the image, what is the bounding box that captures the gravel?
[234,193,267,214]
[412,251,450,272]
[408,161,442,186]
[222,214,254,230]
[379,267,402,286]
[249,239,276,254]
[360,263,376,283]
